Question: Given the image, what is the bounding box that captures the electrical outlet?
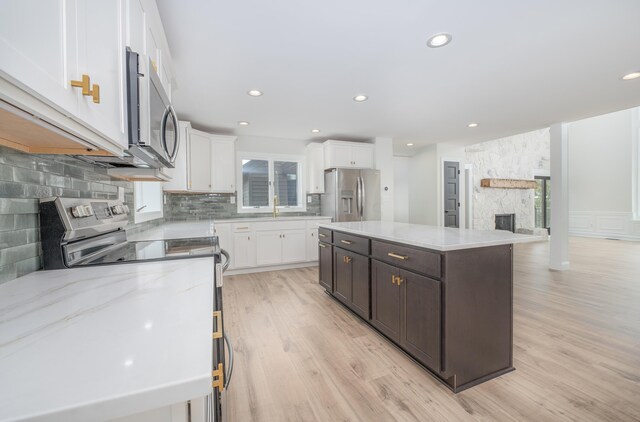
[230,196,236,204]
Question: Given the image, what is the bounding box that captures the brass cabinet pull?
[388,252,409,260]
[212,362,225,391]
[91,83,100,103]
[71,74,91,96]
[318,233,327,238]
[391,275,397,285]
[343,256,352,264]
[212,310,223,339]
[396,276,404,286]
[236,226,249,230]
[70,74,100,103]
[319,243,327,248]
[391,275,403,285]
[341,240,353,245]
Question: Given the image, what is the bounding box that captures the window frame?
[133,181,164,223]
[632,107,640,220]
[236,152,306,214]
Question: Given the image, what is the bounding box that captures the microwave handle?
[168,105,179,163]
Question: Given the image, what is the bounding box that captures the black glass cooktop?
[71,237,218,267]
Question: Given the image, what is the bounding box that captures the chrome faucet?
[273,195,279,218]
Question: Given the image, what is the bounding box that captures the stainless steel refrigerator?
[321,168,381,222]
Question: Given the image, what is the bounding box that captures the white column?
[374,137,394,222]
[549,123,570,270]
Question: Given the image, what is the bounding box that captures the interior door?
[359,169,381,221]
[443,161,460,228]
[337,169,358,222]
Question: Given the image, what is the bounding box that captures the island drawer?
[372,240,441,279]
[334,231,370,255]
[318,228,333,242]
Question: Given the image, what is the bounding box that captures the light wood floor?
[223,237,640,421]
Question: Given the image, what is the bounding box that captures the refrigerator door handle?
[355,177,361,218]
[359,176,365,218]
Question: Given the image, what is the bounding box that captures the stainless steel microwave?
[125,47,179,168]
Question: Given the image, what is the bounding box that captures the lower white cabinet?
[306,228,319,261]
[110,398,205,422]
[215,218,330,273]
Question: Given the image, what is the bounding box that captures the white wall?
[236,135,307,155]
[375,137,395,222]
[465,129,550,231]
[567,107,640,239]
[393,156,409,223]
[408,144,438,225]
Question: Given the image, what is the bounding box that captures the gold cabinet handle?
[388,252,409,260]
[91,83,100,103]
[71,74,91,96]
[212,310,223,339]
[343,256,352,264]
[391,275,397,285]
[319,243,327,248]
[396,276,404,286]
[236,226,249,230]
[318,233,327,238]
[212,362,225,391]
[341,240,353,245]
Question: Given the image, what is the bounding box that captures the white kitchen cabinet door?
[256,231,282,266]
[164,121,190,191]
[306,143,324,193]
[351,144,375,168]
[306,228,319,261]
[281,229,307,264]
[233,232,256,268]
[75,0,128,150]
[0,0,78,117]
[324,142,352,168]
[211,136,236,193]
[214,223,233,269]
[188,130,212,192]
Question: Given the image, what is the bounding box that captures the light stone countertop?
[320,221,546,252]
[128,217,331,242]
[0,258,214,422]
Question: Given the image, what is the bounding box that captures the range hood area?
[0,98,171,182]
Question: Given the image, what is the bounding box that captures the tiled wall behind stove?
[0,145,161,284]
[164,192,321,220]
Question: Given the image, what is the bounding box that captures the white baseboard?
[569,211,640,240]
[225,261,318,276]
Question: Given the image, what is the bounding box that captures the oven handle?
[220,248,230,272]
[224,331,234,389]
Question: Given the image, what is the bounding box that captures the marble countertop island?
[319,221,545,251]
[0,258,214,422]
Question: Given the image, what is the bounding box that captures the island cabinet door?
[371,259,401,343]
[350,253,370,319]
[318,242,333,291]
[334,247,352,305]
[400,269,441,372]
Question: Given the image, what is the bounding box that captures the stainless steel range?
[38,197,232,421]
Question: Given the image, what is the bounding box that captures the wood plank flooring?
[223,237,640,421]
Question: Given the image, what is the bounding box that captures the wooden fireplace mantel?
[480,178,537,189]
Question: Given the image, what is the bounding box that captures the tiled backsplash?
[0,145,157,284]
[164,192,321,220]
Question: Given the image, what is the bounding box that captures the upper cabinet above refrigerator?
[323,140,375,169]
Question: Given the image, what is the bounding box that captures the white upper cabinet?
[165,123,236,193]
[306,143,325,193]
[189,129,213,192]
[75,0,127,149]
[0,0,78,115]
[323,140,375,169]
[210,135,236,193]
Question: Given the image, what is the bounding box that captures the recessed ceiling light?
[427,33,452,48]
[311,129,321,133]
[406,143,414,146]
[353,95,368,102]
[622,71,640,80]
[247,90,263,97]
[468,122,479,128]
[238,121,250,126]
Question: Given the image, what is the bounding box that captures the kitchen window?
[237,152,306,213]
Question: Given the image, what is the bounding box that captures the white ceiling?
[156,0,640,155]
